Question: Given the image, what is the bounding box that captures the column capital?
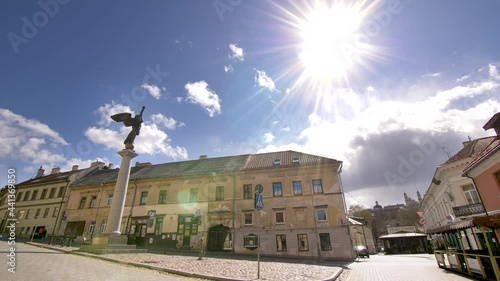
[117,149,139,159]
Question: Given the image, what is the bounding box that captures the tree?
[349,204,373,226]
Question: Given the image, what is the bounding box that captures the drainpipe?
[462,174,488,217]
[231,174,236,253]
[337,162,355,258]
[91,183,105,240]
[125,180,139,236]
[50,179,70,244]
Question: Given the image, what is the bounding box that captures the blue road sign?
[255,193,264,210]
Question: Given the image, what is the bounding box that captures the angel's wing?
[110,113,133,127]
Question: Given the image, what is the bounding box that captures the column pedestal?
[79,149,146,254]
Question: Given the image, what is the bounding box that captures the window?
[292,181,302,195]
[244,213,253,225]
[16,192,23,202]
[52,207,59,217]
[31,190,38,200]
[215,186,224,201]
[243,184,252,199]
[189,188,198,202]
[89,196,97,208]
[273,159,281,165]
[462,184,480,204]
[49,187,56,198]
[155,218,163,235]
[273,182,282,197]
[158,190,167,204]
[276,234,287,252]
[100,220,107,233]
[140,191,148,205]
[34,209,41,219]
[43,208,50,218]
[316,209,327,222]
[106,195,113,206]
[297,234,309,251]
[23,191,30,201]
[79,197,87,209]
[312,179,323,194]
[275,211,285,224]
[319,233,332,251]
[26,209,32,219]
[57,186,65,197]
[292,157,300,164]
[244,234,258,248]
[40,189,47,199]
[88,221,95,234]
[18,210,25,219]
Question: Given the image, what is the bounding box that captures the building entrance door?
[177,215,198,248]
[129,218,147,247]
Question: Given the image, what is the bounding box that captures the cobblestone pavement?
[342,254,476,281]
[0,241,207,281]
[23,241,343,281]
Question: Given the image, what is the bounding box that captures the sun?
[297,2,368,83]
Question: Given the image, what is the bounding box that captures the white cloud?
[141,83,162,100]
[0,108,72,168]
[489,63,500,80]
[85,123,188,160]
[228,43,244,61]
[456,74,470,83]
[224,65,234,73]
[255,70,279,92]
[97,102,133,126]
[0,108,68,145]
[263,132,275,144]
[422,72,442,78]
[150,113,185,129]
[184,81,222,117]
[257,62,500,202]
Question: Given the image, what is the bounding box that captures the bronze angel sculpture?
[111,106,145,149]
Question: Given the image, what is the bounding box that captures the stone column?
[106,149,138,236]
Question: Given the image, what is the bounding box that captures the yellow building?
[0,163,104,240]
[66,151,354,259]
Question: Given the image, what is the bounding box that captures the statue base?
[78,234,147,255]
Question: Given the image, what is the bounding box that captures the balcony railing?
[452,203,485,217]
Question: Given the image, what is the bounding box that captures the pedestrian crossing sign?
[255,193,264,210]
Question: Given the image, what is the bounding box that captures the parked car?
[354,245,370,258]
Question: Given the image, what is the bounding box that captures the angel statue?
[110,106,145,149]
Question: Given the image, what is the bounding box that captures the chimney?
[90,161,105,168]
[72,165,79,171]
[51,167,60,174]
[199,155,208,160]
[36,166,44,178]
[108,163,113,169]
[483,112,500,136]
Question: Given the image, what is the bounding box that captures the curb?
[25,242,249,281]
[25,242,344,281]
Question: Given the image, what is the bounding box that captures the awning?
[473,213,500,228]
[426,215,500,234]
[380,233,427,239]
[449,218,474,230]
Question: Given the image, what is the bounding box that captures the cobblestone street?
[2,240,479,281]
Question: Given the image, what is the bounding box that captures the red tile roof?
[443,136,496,165]
[463,136,500,174]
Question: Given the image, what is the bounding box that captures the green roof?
[70,151,341,187]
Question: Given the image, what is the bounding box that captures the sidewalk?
[25,241,344,281]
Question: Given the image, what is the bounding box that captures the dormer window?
[273,159,281,165]
[292,157,300,164]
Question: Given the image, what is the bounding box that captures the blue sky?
[1,0,499,207]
